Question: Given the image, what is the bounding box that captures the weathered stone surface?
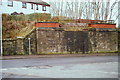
[118,31,120,52]
[88,31,118,52]
[16,38,24,54]
[2,39,17,55]
[36,30,118,54]
[2,30,118,55]
[23,29,37,54]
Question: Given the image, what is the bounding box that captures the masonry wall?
[88,31,118,52]
[36,29,118,54]
[23,29,37,54]
[118,31,120,52]
[2,39,17,55]
[2,38,26,55]
[2,29,37,55]
[2,30,118,55]
[16,38,24,54]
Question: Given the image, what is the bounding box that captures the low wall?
[2,39,17,55]
[2,29,37,55]
[2,38,25,55]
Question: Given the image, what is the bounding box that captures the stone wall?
[118,31,120,52]
[2,39,17,55]
[2,29,118,55]
[88,31,118,52]
[36,29,118,54]
[2,38,25,55]
[16,38,24,54]
[63,31,89,53]
[23,29,37,54]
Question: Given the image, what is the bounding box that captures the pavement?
[0,55,119,78]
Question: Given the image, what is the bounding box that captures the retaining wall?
[2,29,118,55]
[36,30,118,54]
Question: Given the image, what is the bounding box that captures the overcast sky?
[43,0,119,27]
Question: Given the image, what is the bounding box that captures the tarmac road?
[0,55,119,78]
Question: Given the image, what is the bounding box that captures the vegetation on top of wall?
[117,28,120,32]
[50,16,74,23]
[3,13,51,21]
[28,13,51,21]
[2,13,51,39]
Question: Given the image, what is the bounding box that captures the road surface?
[0,55,119,78]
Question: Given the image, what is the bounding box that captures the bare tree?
[49,0,119,21]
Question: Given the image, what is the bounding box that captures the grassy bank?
[2,13,51,39]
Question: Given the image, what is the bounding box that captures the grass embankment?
[2,13,51,39]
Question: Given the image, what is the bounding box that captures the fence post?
[28,38,31,55]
